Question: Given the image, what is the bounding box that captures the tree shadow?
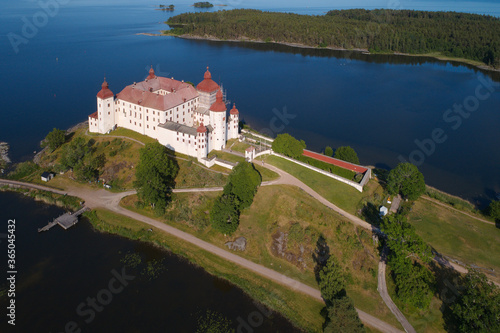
[361,202,382,228]
[65,131,75,144]
[312,234,330,284]
[429,253,464,333]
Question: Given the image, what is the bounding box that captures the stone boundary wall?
[271,152,365,192]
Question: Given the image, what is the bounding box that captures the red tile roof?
[147,66,156,80]
[89,111,98,119]
[116,76,198,111]
[302,150,368,173]
[209,89,226,112]
[196,67,219,93]
[197,122,207,133]
[230,103,239,115]
[97,79,114,99]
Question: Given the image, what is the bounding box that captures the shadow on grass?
[312,234,330,284]
[361,202,382,228]
[429,255,463,333]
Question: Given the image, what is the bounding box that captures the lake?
[1,1,499,204]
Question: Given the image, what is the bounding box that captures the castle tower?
[196,67,219,107]
[209,89,227,150]
[146,66,156,80]
[228,104,239,140]
[197,122,208,160]
[96,78,115,134]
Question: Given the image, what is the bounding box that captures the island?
[2,67,500,333]
[158,4,175,11]
[165,9,500,69]
[193,2,213,8]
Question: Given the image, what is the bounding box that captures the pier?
[38,206,90,232]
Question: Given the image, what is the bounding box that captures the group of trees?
[271,133,306,159]
[42,128,66,152]
[167,9,500,67]
[450,269,500,332]
[210,162,261,234]
[318,254,364,332]
[324,145,360,165]
[382,214,435,309]
[59,137,106,182]
[134,142,179,215]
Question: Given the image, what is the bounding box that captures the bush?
[8,162,40,180]
[272,133,306,159]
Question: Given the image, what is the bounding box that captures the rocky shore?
[0,142,10,169]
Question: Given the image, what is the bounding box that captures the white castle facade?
[88,67,240,161]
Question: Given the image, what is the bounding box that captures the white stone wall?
[157,127,198,157]
[88,117,99,133]
[210,111,226,151]
[97,96,115,133]
[228,113,239,139]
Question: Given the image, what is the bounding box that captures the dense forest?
[166,9,500,67]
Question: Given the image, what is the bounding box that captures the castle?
[88,67,239,161]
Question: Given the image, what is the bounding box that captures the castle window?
[139,124,141,127]
[146,109,148,113]
[153,111,155,115]
[135,112,137,118]
[99,104,101,107]
[147,116,149,121]
[108,112,110,115]
[153,127,155,130]
[177,138,179,141]
[134,106,136,110]
[147,125,149,129]
[108,104,110,107]
[130,120,131,124]
[139,107,141,111]
[134,122,136,125]
[183,139,185,142]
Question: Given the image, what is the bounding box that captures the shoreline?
[157,33,500,74]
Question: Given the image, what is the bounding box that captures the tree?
[196,310,232,333]
[134,142,178,215]
[489,200,500,221]
[323,296,365,333]
[387,162,425,200]
[210,194,239,235]
[324,146,333,157]
[272,133,306,159]
[42,128,66,152]
[334,146,359,165]
[318,255,346,304]
[223,162,261,210]
[451,269,500,333]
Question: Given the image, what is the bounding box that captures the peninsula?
[164,9,500,70]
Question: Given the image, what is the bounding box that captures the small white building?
[245,146,256,161]
[41,172,54,182]
[379,206,389,217]
[88,67,240,163]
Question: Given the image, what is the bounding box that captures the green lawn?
[208,150,246,163]
[408,199,500,283]
[105,128,157,144]
[261,155,383,215]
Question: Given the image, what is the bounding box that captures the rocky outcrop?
[0,142,11,168]
[225,237,247,251]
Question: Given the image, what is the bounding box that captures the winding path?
[0,178,404,333]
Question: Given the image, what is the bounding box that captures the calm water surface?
[0,1,499,203]
[0,192,299,332]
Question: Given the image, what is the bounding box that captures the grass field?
[208,150,246,163]
[260,155,384,216]
[120,185,403,330]
[408,199,500,282]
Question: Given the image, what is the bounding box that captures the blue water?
[0,0,499,204]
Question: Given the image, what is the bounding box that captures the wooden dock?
[38,206,90,232]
